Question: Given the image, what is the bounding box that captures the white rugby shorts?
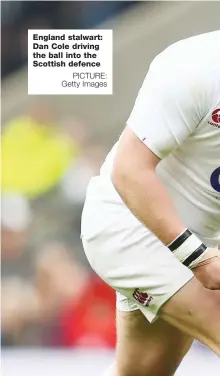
[81,176,195,323]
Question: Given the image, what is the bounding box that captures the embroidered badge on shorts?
[132,288,153,306]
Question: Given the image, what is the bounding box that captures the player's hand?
[192,248,220,290]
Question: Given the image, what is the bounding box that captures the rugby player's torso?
[158,104,220,240]
[98,32,220,241]
[98,104,220,241]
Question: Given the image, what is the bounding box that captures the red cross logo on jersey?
[212,109,220,124]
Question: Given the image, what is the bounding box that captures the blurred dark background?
[2,1,139,349]
[1,1,136,77]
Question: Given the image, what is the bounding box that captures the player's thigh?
[159,276,220,355]
[116,308,193,376]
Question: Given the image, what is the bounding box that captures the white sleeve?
[127,61,204,159]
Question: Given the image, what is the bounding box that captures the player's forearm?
[112,165,185,246]
[112,159,220,289]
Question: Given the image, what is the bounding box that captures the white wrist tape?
[168,229,207,269]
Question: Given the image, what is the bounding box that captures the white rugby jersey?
[100,31,220,243]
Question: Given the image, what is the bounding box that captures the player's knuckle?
[206,276,220,290]
[204,281,219,290]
